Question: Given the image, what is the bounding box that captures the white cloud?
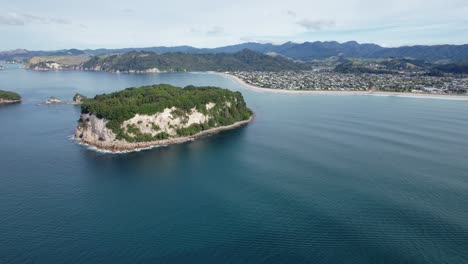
[0,0,467,49]
[0,12,70,26]
[206,26,224,36]
[296,19,335,31]
[285,10,297,17]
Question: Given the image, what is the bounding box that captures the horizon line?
[2,40,468,53]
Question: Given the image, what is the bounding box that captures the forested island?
[0,90,21,104]
[75,84,253,152]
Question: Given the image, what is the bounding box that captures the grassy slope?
[28,55,91,66]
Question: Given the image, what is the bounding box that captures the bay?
[1,65,468,263]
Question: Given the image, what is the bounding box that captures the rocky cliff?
[76,104,252,152]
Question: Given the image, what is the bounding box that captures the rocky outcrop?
[46,97,61,104]
[0,98,21,104]
[75,66,164,74]
[75,113,116,143]
[72,94,85,105]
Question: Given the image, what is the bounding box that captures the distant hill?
[334,58,431,74]
[278,41,383,61]
[433,62,468,74]
[0,49,89,61]
[3,41,468,63]
[369,45,468,62]
[78,49,310,72]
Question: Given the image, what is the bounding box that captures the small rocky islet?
[0,90,21,104]
[75,84,253,152]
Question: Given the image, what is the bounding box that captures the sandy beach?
[212,72,468,101]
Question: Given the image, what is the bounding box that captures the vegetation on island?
[80,84,253,142]
[0,90,21,101]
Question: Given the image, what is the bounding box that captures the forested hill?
[79,49,310,72]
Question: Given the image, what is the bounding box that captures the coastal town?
[228,70,468,95]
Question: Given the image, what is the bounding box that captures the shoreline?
[212,72,468,101]
[76,115,254,153]
[20,68,468,100]
[0,99,21,104]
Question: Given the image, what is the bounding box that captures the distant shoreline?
[212,72,468,101]
[76,115,254,153]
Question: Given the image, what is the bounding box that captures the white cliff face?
[75,113,116,143]
[121,106,212,137]
[32,62,63,71]
[76,103,216,143]
[205,102,216,110]
[75,101,252,152]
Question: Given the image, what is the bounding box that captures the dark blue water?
[1,65,468,263]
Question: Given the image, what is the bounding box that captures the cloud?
[121,8,135,14]
[0,13,28,25]
[285,10,297,17]
[190,27,201,33]
[191,26,224,36]
[0,13,71,26]
[296,19,335,31]
[206,26,224,36]
[50,18,71,25]
[78,24,88,31]
[239,36,275,43]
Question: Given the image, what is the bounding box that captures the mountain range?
[2,41,468,62]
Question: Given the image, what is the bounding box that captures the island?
[46,97,62,104]
[72,93,86,105]
[75,84,253,152]
[0,90,21,104]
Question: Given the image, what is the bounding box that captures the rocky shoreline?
[0,99,21,104]
[29,65,168,74]
[76,115,254,153]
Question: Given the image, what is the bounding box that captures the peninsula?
[75,84,253,152]
[0,90,21,104]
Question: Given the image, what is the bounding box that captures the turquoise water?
[1,65,468,263]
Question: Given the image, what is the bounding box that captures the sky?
[1,0,468,50]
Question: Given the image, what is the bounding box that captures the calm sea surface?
[1,64,468,263]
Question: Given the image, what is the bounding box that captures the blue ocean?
[1,65,467,263]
